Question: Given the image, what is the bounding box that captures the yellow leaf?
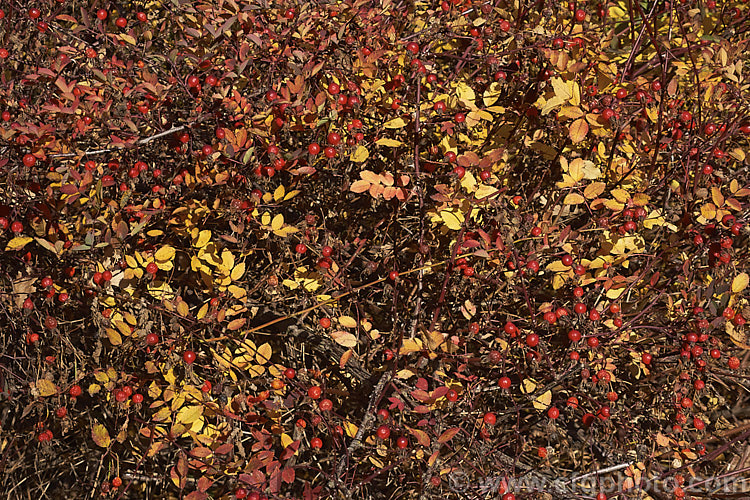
[118,33,136,45]
[350,145,369,162]
[574,158,600,180]
[556,173,577,189]
[729,148,745,161]
[92,422,111,448]
[483,82,503,107]
[176,405,204,425]
[569,117,588,143]
[584,182,606,199]
[520,379,537,394]
[221,249,235,270]
[396,368,416,379]
[256,343,272,364]
[467,109,493,122]
[456,82,476,108]
[331,330,358,348]
[384,117,407,128]
[106,328,122,346]
[546,260,571,272]
[569,81,581,106]
[567,159,584,182]
[440,209,463,230]
[281,433,294,449]
[273,185,285,202]
[193,230,211,248]
[611,189,630,203]
[36,379,57,397]
[175,301,190,318]
[552,274,565,290]
[375,138,404,147]
[474,184,499,200]
[632,193,650,206]
[163,368,176,386]
[338,315,357,328]
[271,214,284,231]
[113,319,131,337]
[228,285,247,299]
[156,259,174,272]
[197,303,209,320]
[247,364,265,377]
[533,390,552,410]
[399,338,423,355]
[342,420,358,438]
[558,106,585,119]
[460,171,477,192]
[551,77,572,101]
[700,203,717,220]
[149,381,162,398]
[284,189,301,201]
[273,226,299,237]
[6,236,33,251]
[563,193,585,204]
[155,245,176,262]
[231,262,246,281]
[541,95,565,115]
[604,199,626,211]
[732,273,749,293]
[261,212,271,226]
[711,187,724,207]
[424,330,445,351]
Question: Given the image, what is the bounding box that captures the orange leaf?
[350,179,371,193]
[569,117,589,143]
[407,427,431,447]
[437,427,460,443]
[227,318,246,331]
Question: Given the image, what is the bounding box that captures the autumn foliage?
[2,0,750,499]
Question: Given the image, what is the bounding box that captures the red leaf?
[431,386,450,399]
[190,446,213,458]
[281,467,295,484]
[411,389,431,402]
[214,443,233,455]
[196,475,213,492]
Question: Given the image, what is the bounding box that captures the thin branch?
[48,125,188,159]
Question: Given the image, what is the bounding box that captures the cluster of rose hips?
[374,408,409,449]
[692,214,743,268]
[294,243,335,270]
